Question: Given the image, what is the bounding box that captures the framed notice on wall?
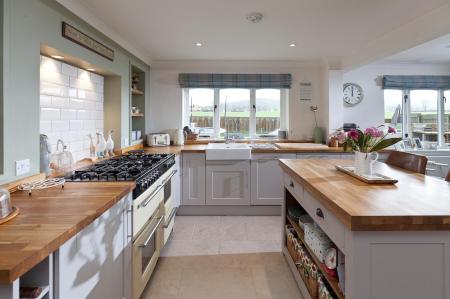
[300,81,313,101]
[62,22,114,61]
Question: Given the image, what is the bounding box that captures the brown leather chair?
[445,170,450,182]
[385,151,428,174]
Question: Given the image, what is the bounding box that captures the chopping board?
[274,143,330,150]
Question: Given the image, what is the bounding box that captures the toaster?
[147,133,170,147]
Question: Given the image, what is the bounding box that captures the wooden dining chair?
[385,151,428,174]
[445,170,450,182]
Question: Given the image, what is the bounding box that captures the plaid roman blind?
[382,75,450,89]
[178,73,292,89]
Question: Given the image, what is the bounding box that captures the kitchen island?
[280,159,450,299]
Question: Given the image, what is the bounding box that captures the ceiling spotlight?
[195,42,203,47]
[87,68,96,71]
[246,12,264,23]
[51,55,64,60]
[289,43,296,47]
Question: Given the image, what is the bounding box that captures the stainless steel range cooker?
[65,151,178,299]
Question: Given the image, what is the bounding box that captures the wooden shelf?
[282,246,312,299]
[132,89,144,96]
[287,216,345,299]
[131,112,144,117]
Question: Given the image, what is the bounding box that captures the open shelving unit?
[130,65,146,146]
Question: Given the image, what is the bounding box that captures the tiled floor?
[161,216,282,256]
[141,253,302,299]
[140,216,302,299]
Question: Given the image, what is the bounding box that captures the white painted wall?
[149,61,325,140]
[342,62,450,130]
[40,56,104,162]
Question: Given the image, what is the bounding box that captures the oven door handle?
[164,207,178,228]
[139,216,164,248]
[138,184,164,209]
[161,169,178,186]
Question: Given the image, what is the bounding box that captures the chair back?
[385,151,428,174]
[445,170,450,182]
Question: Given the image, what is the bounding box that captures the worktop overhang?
[280,159,450,231]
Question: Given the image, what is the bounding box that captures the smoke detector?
[246,12,264,23]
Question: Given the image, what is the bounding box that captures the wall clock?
[343,83,363,106]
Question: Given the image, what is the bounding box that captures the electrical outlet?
[16,159,30,176]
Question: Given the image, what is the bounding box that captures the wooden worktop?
[280,159,450,231]
[142,143,347,155]
[0,181,134,284]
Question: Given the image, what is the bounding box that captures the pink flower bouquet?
[342,126,402,153]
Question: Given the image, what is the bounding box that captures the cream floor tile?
[142,253,303,299]
[161,238,220,257]
[220,240,280,254]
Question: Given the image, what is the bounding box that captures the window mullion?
[403,90,410,139]
[250,89,256,138]
[438,89,445,148]
[214,88,220,139]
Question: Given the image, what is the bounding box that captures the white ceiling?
[71,0,449,63]
[383,33,450,65]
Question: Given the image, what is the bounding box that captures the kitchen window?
[183,88,287,139]
[383,87,448,146]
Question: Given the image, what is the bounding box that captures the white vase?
[354,151,379,176]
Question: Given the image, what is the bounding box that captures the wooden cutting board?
[274,143,330,150]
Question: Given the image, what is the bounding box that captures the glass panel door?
[409,90,438,143]
[384,89,403,136]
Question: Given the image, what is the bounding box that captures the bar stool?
[385,151,428,174]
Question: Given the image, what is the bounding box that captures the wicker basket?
[185,133,199,141]
[286,225,299,263]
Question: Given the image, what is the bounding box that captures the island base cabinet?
[54,193,132,299]
[206,160,250,205]
[346,231,450,299]
[251,154,295,205]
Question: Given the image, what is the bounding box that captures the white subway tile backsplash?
[51,96,69,108]
[40,121,52,133]
[52,120,70,132]
[40,56,104,162]
[61,63,78,77]
[77,110,90,120]
[41,108,60,121]
[40,82,69,97]
[61,109,77,120]
[69,120,83,131]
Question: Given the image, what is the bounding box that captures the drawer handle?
[289,181,294,188]
[316,208,324,219]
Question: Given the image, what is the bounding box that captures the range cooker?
[65,151,177,299]
[65,151,176,199]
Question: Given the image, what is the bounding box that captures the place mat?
[335,165,398,184]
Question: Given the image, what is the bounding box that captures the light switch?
[16,159,30,176]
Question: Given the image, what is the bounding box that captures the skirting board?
[177,205,281,216]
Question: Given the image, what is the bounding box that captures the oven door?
[162,168,178,244]
[132,206,164,299]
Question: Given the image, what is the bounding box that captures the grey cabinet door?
[251,154,295,205]
[173,155,181,207]
[206,160,250,205]
[181,153,206,205]
[55,194,130,299]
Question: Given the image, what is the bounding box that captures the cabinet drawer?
[301,189,346,252]
[283,174,303,199]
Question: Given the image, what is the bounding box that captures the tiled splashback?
[40,56,104,162]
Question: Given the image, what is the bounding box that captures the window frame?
[384,88,447,147]
[183,88,288,139]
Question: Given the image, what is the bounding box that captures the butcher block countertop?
[0,181,134,284]
[142,143,346,154]
[279,159,450,231]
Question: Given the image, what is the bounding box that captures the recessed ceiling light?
[246,12,264,23]
[195,42,203,47]
[87,68,95,71]
[51,55,64,59]
[289,43,296,47]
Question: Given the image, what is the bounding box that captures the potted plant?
[337,126,401,176]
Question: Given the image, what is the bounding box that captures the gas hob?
[65,151,176,199]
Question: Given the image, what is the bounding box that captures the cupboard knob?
[289,181,294,188]
[316,208,324,219]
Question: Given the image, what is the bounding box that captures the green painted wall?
[0,0,150,183]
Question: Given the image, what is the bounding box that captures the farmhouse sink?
[206,143,252,160]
